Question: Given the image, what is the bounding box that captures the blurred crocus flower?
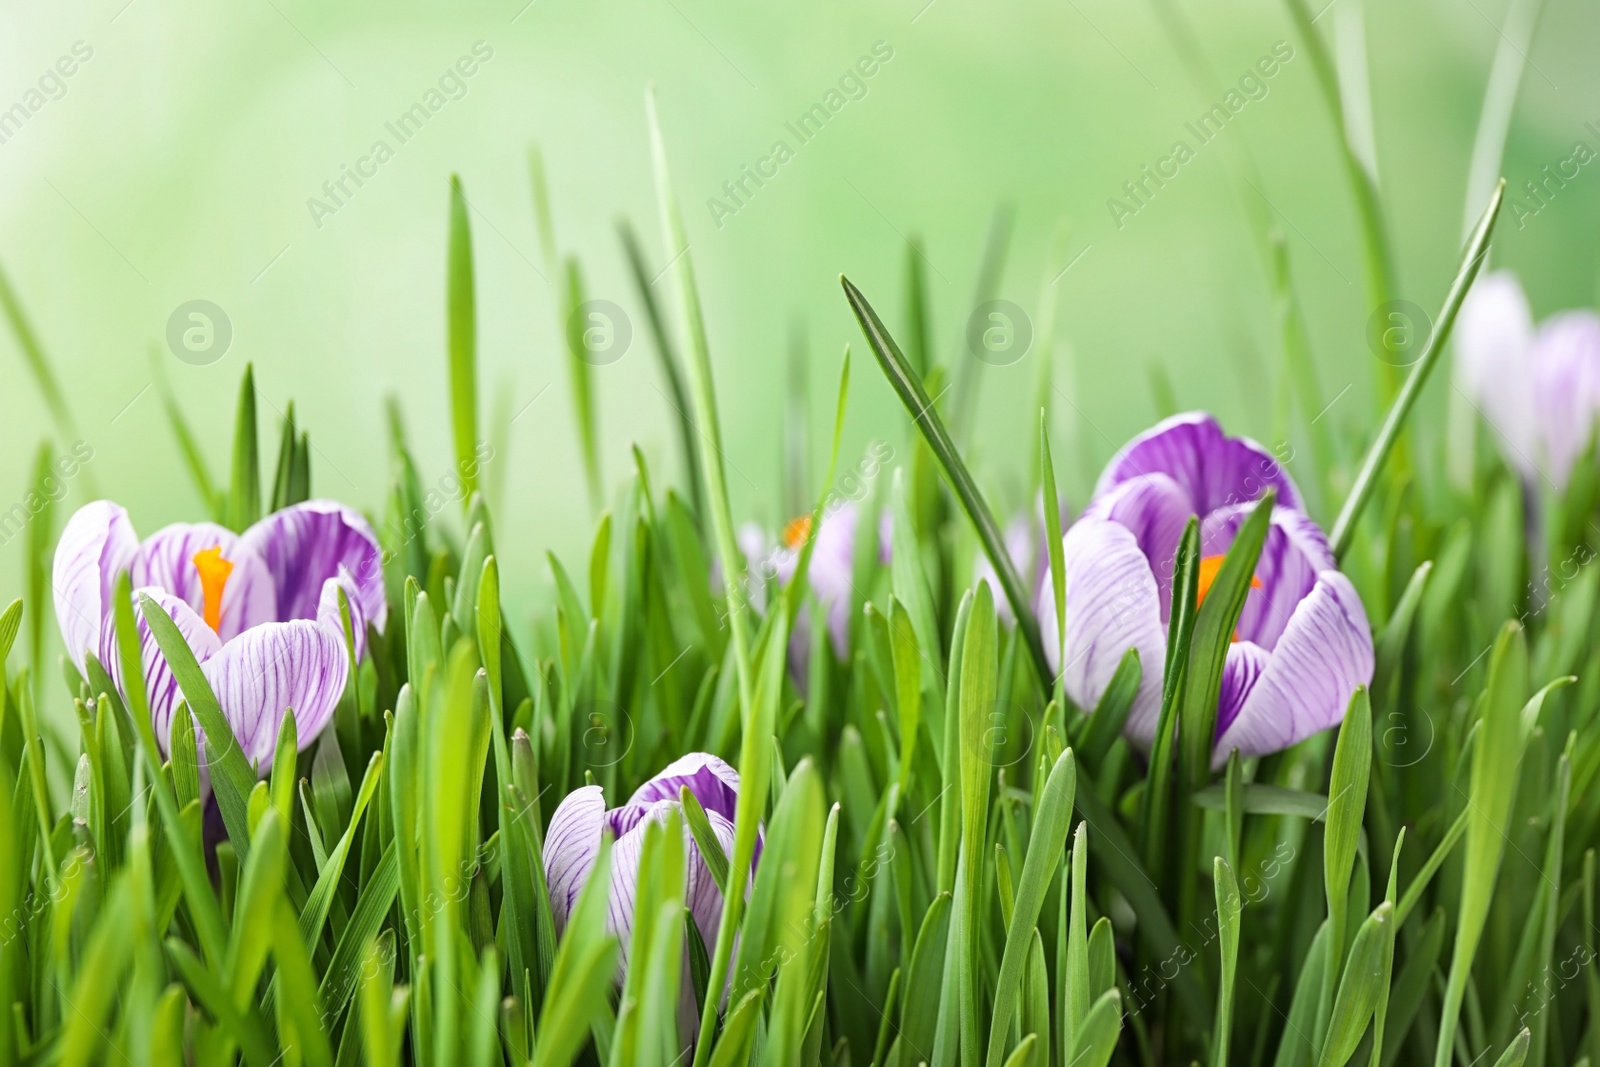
[736,502,890,679]
[1456,270,1600,490]
[543,753,753,1036]
[1037,413,1373,766]
[53,499,386,768]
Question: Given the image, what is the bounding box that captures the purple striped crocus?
[1036,413,1373,766]
[544,753,752,1036]
[53,499,386,769]
[1456,270,1600,490]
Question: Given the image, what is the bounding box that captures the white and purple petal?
[1531,310,1600,490]
[241,500,388,634]
[1456,271,1539,477]
[200,618,350,770]
[1084,473,1194,621]
[1092,412,1303,516]
[1215,640,1271,744]
[101,588,222,757]
[1212,571,1374,767]
[543,784,607,933]
[316,569,370,661]
[1198,504,1333,651]
[624,752,741,823]
[53,501,138,674]
[130,522,275,642]
[1040,517,1167,745]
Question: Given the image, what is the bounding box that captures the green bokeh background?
[2,0,1598,624]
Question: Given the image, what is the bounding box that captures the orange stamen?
[1195,554,1263,641]
[782,514,814,550]
[191,545,233,633]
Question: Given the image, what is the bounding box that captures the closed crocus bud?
[1037,413,1373,767]
[543,753,756,1038]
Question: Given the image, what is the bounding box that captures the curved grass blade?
[619,218,704,521]
[1329,180,1506,557]
[842,274,1050,687]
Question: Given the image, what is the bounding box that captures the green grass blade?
[448,174,479,503]
[1328,180,1505,557]
[842,273,1049,687]
[618,219,704,521]
[0,256,77,440]
[228,363,261,531]
[985,749,1076,1067]
[1215,857,1243,1067]
[1435,622,1529,1067]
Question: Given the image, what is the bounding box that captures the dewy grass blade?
[842,274,1050,687]
[447,174,480,502]
[1328,179,1506,558]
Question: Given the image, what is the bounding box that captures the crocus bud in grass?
[544,753,754,1036]
[1457,270,1600,491]
[1037,413,1373,766]
[53,499,386,769]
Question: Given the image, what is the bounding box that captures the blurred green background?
[2,0,1598,622]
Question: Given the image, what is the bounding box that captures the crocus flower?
[1456,270,1600,490]
[53,499,386,768]
[1037,413,1373,766]
[543,753,752,1038]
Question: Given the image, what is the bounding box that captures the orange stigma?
[191,546,233,633]
[1195,554,1263,640]
[782,514,814,550]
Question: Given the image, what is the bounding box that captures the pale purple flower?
[543,753,753,1038]
[731,502,891,680]
[1457,270,1600,490]
[1037,413,1373,766]
[53,499,386,769]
